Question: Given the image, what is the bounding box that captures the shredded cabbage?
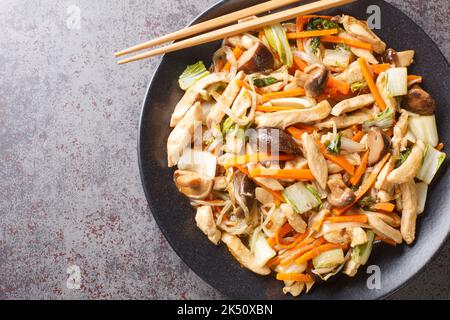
[264,23,293,67]
[416,144,446,184]
[386,67,408,97]
[408,115,439,147]
[178,61,210,90]
[362,107,394,131]
[282,182,321,214]
[313,248,345,269]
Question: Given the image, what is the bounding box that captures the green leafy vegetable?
[310,36,321,54]
[306,184,323,209]
[178,61,210,90]
[326,133,342,154]
[358,196,375,210]
[264,23,293,67]
[350,81,366,93]
[306,18,339,31]
[362,107,394,131]
[252,77,278,88]
[221,117,235,136]
[396,147,412,168]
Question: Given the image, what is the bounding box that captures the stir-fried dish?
[166,14,446,296]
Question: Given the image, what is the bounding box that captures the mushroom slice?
[195,206,221,245]
[207,71,245,129]
[231,170,256,218]
[341,15,386,54]
[387,140,425,184]
[366,213,403,244]
[170,73,228,127]
[255,100,331,129]
[237,42,275,74]
[174,170,213,200]
[316,109,373,129]
[302,132,328,189]
[327,174,356,208]
[367,127,391,165]
[331,94,375,116]
[281,203,306,233]
[167,103,202,167]
[253,127,302,155]
[405,85,436,115]
[399,180,418,244]
[221,232,271,275]
[304,64,328,98]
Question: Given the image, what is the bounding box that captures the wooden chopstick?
[117,0,354,65]
[115,0,302,57]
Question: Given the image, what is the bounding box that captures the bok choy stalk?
[282,182,321,214]
[178,61,210,90]
[250,231,276,267]
[362,107,394,131]
[264,23,293,67]
[313,248,345,269]
[415,182,428,214]
[416,144,446,184]
[351,230,374,265]
[386,67,408,97]
[408,115,439,147]
[325,133,342,154]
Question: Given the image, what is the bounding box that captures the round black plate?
[138,0,450,299]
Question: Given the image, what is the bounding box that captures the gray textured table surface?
[0,0,448,300]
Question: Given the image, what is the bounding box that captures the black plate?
[138,0,450,299]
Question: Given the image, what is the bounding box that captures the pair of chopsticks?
[115,0,355,65]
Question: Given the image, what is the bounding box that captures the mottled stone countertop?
[0,0,448,299]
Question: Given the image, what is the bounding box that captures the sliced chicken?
[171,73,228,127]
[347,227,368,247]
[335,60,365,85]
[399,180,418,244]
[230,87,252,118]
[391,109,409,157]
[370,211,401,228]
[387,140,425,184]
[255,100,331,129]
[396,50,415,67]
[253,177,284,191]
[375,157,395,191]
[366,213,403,244]
[221,232,271,275]
[167,103,202,167]
[338,32,378,64]
[206,71,245,129]
[283,282,305,297]
[343,259,360,277]
[195,206,221,245]
[281,203,307,233]
[255,187,275,205]
[302,132,328,189]
[316,109,373,129]
[341,15,386,54]
[331,94,375,116]
[327,174,356,208]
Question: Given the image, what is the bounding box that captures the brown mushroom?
[174,170,213,200]
[237,42,274,74]
[252,127,302,155]
[304,64,328,98]
[232,170,256,218]
[380,48,415,67]
[380,48,397,65]
[327,174,356,208]
[367,127,391,165]
[405,84,436,115]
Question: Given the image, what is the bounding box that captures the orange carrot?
[407,75,423,84]
[222,47,243,72]
[249,168,314,181]
[370,202,395,212]
[302,15,333,20]
[276,273,314,282]
[287,125,317,140]
[223,153,294,168]
[320,35,373,50]
[293,55,308,71]
[333,153,391,215]
[236,79,263,94]
[324,214,368,223]
[370,63,390,75]
[295,243,348,265]
[279,238,321,266]
[350,150,369,185]
[256,105,303,112]
[262,88,306,103]
[277,230,309,250]
[317,142,355,175]
[275,223,294,247]
[296,16,304,51]
[287,29,338,39]
[352,130,365,142]
[326,76,350,95]
[437,142,445,151]
[358,57,387,111]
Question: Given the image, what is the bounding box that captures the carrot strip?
[287,29,338,39]
[352,130,365,142]
[276,273,314,282]
[437,142,445,151]
[277,230,309,250]
[296,16,304,51]
[222,47,243,72]
[358,57,387,111]
[333,153,391,215]
[275,223,294,247]
[350,150,369,185]
[256,105,303,112]
[370,63,390,75]
[317,141,355,175]
[286,125,317,140]
[407,75,422,84]
[262,88,305,103]
[295,243,348,265]
[370,202,395,213]
[320,35,373,50]
[279,238,320,266]
[293,56,308,71]
[326,76,350,95]
[249,168,314,181]
[223,153,294,168]
[324,214,368,223]
[302,15,333,20]
[236,79,263,94]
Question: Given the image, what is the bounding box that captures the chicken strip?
[331,94,375,116]
[341,15,386,54]
[167,103,202,167]
[316,109,373,129]
[366,213,403,244]
[302,132,328,189]
[387,140,425,184]
[281,203,306,233]
[400,180,418,244]
[195,206,221,245]
[338,32,379,64]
